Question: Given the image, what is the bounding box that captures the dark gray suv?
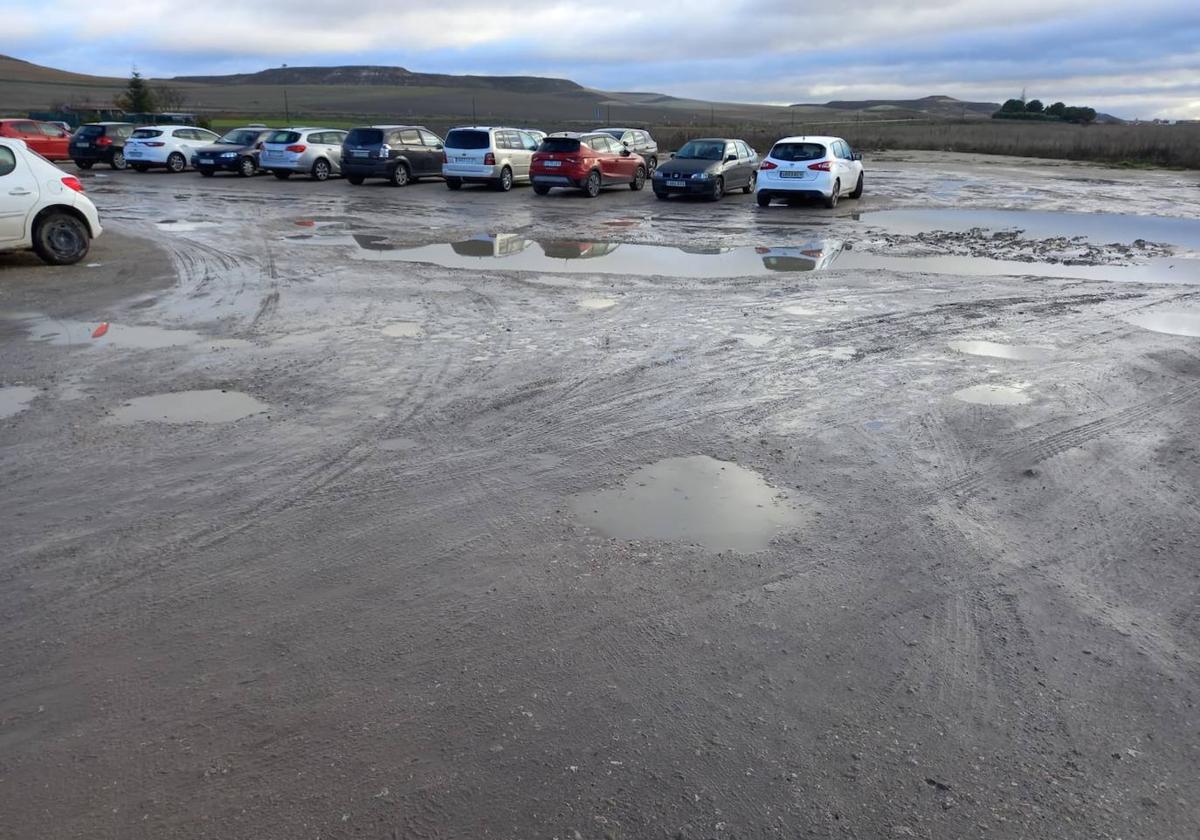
[342,125,445,186]
[594,127,659,172]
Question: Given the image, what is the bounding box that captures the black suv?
[342,125,445,186]
[594,127,659,172]
[192,127,273,177]
[71,122,134,170]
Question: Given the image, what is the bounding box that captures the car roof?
[687,137,740,144]
[82,121,133,126]
[594,127,641,132]
[132,124,201,131]
[772,135,843,144]
[547,131,605,139]
[356,124,425,130]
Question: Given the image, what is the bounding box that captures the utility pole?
[607,104,611,123]
[281,63,290,125]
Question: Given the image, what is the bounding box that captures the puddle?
[571,455,803,553]
[781,304,818,316]
[579,298,618,310]
[1124,311,1200,337]
[156,220,217,233]
[0,386,39,419]
[5,313,207,350]
[381,322,425,338]
[953,383,1032,406]
[948,340,1054,362]
[108,390,268,424]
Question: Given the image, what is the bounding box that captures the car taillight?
[483,152,496,166]
[286,144,306,153]
[808,161,832,171]
[442,152,448,163]
[759,160,778,170]
[145,141,164,147]
[96,136,113,146]
[62,176,84,193]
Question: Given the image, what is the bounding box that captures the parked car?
[0,138,101,265]
[0,119,72,161]
[341,125,444,186]
[192,127,274,177]
[652,138,758,201]
[70,122,135,170]
[260,127,349,181]
[755,241,846,272]
[593,127,659,172]
[124,125,220,173]
[530,132,647,198]
[442,126,542,191]
[755,135,863,208]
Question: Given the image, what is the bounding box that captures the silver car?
[442,126,543,192]
[260,127,349,181]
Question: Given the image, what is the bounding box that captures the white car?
[756,135,863,208]
[0,138,102,265]
[124,125,219,173]
[442,126,543,191]
[260,127,348,181]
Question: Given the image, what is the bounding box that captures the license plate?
[780,171,806,178]
[264,151,280,159]
[126,148,141,156]
[199,157,213,163]
[75,142,90,148]
[543,160,561,168]
[666,180,686,187]
[351,150,368,157]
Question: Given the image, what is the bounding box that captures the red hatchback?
[530,132,647,197]
[0,119,72,161]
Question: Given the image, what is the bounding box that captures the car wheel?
[274,170,291,180]
[495,167,513,192]
[533,184,551,196]
[347,175,364,185]
[131,163,149,172]
[75,160,94,170]
[32,211,90,266]
[199,168,215,177]
[110,151,127,170]
[167,152,186,173]
[446,178,463,190]
[824,180,840,209]
[630,166,646,191]
[238,156,256,178]
[584,170,601,198]
[709,176,724,201]
[311,159,331,181]
[390,163,411,187]
[756,192,771,208]
[743,172,755,194]
[647,155,658,173]
[849,173,864,199]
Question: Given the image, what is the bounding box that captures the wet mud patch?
[0,385,39,419]
[571,455,803,553]
[948,340,1055,362]
[108,390,268,425]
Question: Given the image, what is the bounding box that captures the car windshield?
[75,125,104,137]
[445,130,490,150]
[540,137,581,153]
[771,142,827,161]
[346,128,384,146]
[676,140,726,160]
[266,131,301,145]
[131,129,162,138]
[218,130,262,145]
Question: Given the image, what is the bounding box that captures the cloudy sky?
[7,0,1200,119]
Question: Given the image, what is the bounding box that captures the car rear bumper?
[260,152,310,171]
[443,163,502,180]
[123,148,170,164]
[530,173,586,189]
[70,148,114,163]
[757,171,833,197]
[342,158,393,178]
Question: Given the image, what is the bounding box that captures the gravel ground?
[2,151,1200,840]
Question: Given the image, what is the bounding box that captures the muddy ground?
[2,151,1200,839]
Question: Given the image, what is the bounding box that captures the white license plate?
[264,151,280,159]
[666,180,686,187]
[76,142,90,148]
[543,160,561,168]
[351,150,368,157]
[780,171,806,178]
[126,149,141,156]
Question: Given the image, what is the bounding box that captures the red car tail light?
[442,151,448,163]
[286,144,307,153]
[61,176,84,193]
[759,160,778,170]
[483,152,496,166]
[807,160,832,171]
[144,141,165,147]
[96,136,113,147]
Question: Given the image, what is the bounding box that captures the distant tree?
[1046,101,1067,117]
[115,69,157,113]
[1000,98,1026,114]
[1025,99,1044,113]
[155,85,188,112]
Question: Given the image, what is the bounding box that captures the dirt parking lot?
[2,151,1200,840]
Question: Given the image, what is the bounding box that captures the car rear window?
[218,129,262,145]
[770,142,827,162]
[540,137,581,153]
[76,125,105,137]
[132,129,163,138]
[267,131,301,144]
[445,129,490,150]
[346,128,383,146]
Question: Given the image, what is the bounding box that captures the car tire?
[274,170,291,180]
[630,166,646,191]
[167,152,186,173]
[647,155,658,173]
[237,156,256,178]
[494,167,513,192]
[131,163,149,172]
[584,170,601,198]
[849,173,864,199]
[347,175,364,185]
[446,178,463,190]
[110,151,127,170]
[199,168,215,177]
[709,176,724,201]
[743,172,755,194]
[533,184,551,196]
[32,210,90,266]
[824,180,840,209]
[311,159,331,181]
[390,163,410,187]
[756,192,771,208]
[75,160,94,170]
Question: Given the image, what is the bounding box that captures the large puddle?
[108,390,268,424]
[0,385,39,419]
[948,340,1055,362]
[952,383,1032,406]
[1124,310,1200,337]
[5,313,207,350]
[290,231,1198,284]
[571,455,803,553]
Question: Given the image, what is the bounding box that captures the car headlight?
[691,172,710,180]
[221,152,237,158]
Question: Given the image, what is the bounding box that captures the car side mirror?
[620,148,631,157]
[255,142,264,150]
[853,152,862,161]
[725,154,737,162]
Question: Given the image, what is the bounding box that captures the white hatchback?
[124,125,219,173]
[0,138,102,265]
[755,135,863,208]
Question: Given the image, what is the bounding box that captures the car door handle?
[9,188,32,196]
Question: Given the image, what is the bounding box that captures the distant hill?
[172,65,585,95]
[795,95,1000,119]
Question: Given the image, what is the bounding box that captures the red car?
[0,119,72,161]
[530,132,647,197]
